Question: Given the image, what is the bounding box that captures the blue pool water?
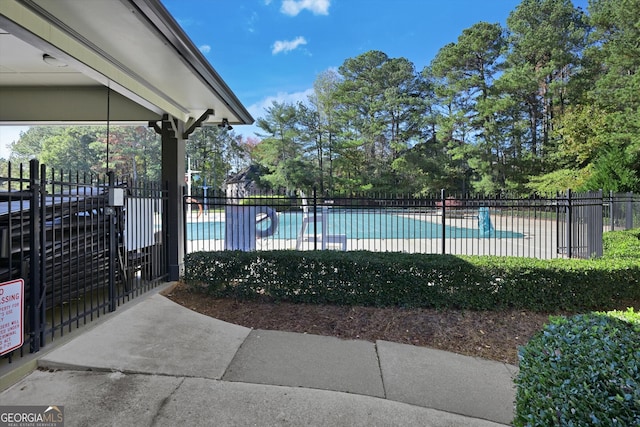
[186,211,524,241]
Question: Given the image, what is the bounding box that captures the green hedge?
[183,247,640,311]
[514,309,640,426]
[602,228,640,260]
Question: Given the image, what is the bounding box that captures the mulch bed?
[162,282,561,365]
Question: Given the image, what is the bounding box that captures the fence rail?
[0,160,168,363]
[185,189,639,260]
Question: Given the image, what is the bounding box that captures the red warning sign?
[0,279,24,356]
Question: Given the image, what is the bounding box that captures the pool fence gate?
[0,160,168,364]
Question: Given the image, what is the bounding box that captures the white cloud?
[281,0,330,16]
[247,12,259,33]
[235,89,315,139]
[272,36,307,54]
[250,89,315,115]
[265,0,272,4]
[199,44,211,54]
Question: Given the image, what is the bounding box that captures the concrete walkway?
[0,284,518,426]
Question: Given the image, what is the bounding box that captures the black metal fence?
[185,189,639,260]
[0,160,168,363]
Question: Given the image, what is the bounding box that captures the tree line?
[3,0,638,196]
[3,124,249,188]
[252,0,640,195]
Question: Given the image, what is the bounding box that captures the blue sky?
[160,0,588,140]
[0,0,589,155]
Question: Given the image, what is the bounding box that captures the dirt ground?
[164,282,576,365]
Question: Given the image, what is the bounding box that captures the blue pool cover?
[186,211,524,241]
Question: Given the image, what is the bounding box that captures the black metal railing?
[184,189,639,260]
[0,160,168,362]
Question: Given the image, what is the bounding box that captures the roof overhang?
[0,0,253,128]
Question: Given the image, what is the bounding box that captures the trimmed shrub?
[183,249,640,311]
[602,229,640,260]
[514,309,640,426]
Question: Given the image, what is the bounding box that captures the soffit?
[0,0,252,127]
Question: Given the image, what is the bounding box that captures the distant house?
[224,164,265,199]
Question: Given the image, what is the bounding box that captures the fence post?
[566,189,573,259]
[182,186,187,258]
[555,192,561,255]
[28,159,43,352]
[590,190,603,258]
[626,192,633,230]
[440,189,446,255]
[108,171,117,312]
[609,190,614,231]
[313,187,318,250]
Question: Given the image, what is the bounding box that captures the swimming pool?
[186,210,524,240]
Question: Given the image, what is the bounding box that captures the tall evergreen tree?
[429,22,507,193]
[504,0,588,168]
[333,50,424,192]
[311,69,341,193]
[253,101,310,191]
